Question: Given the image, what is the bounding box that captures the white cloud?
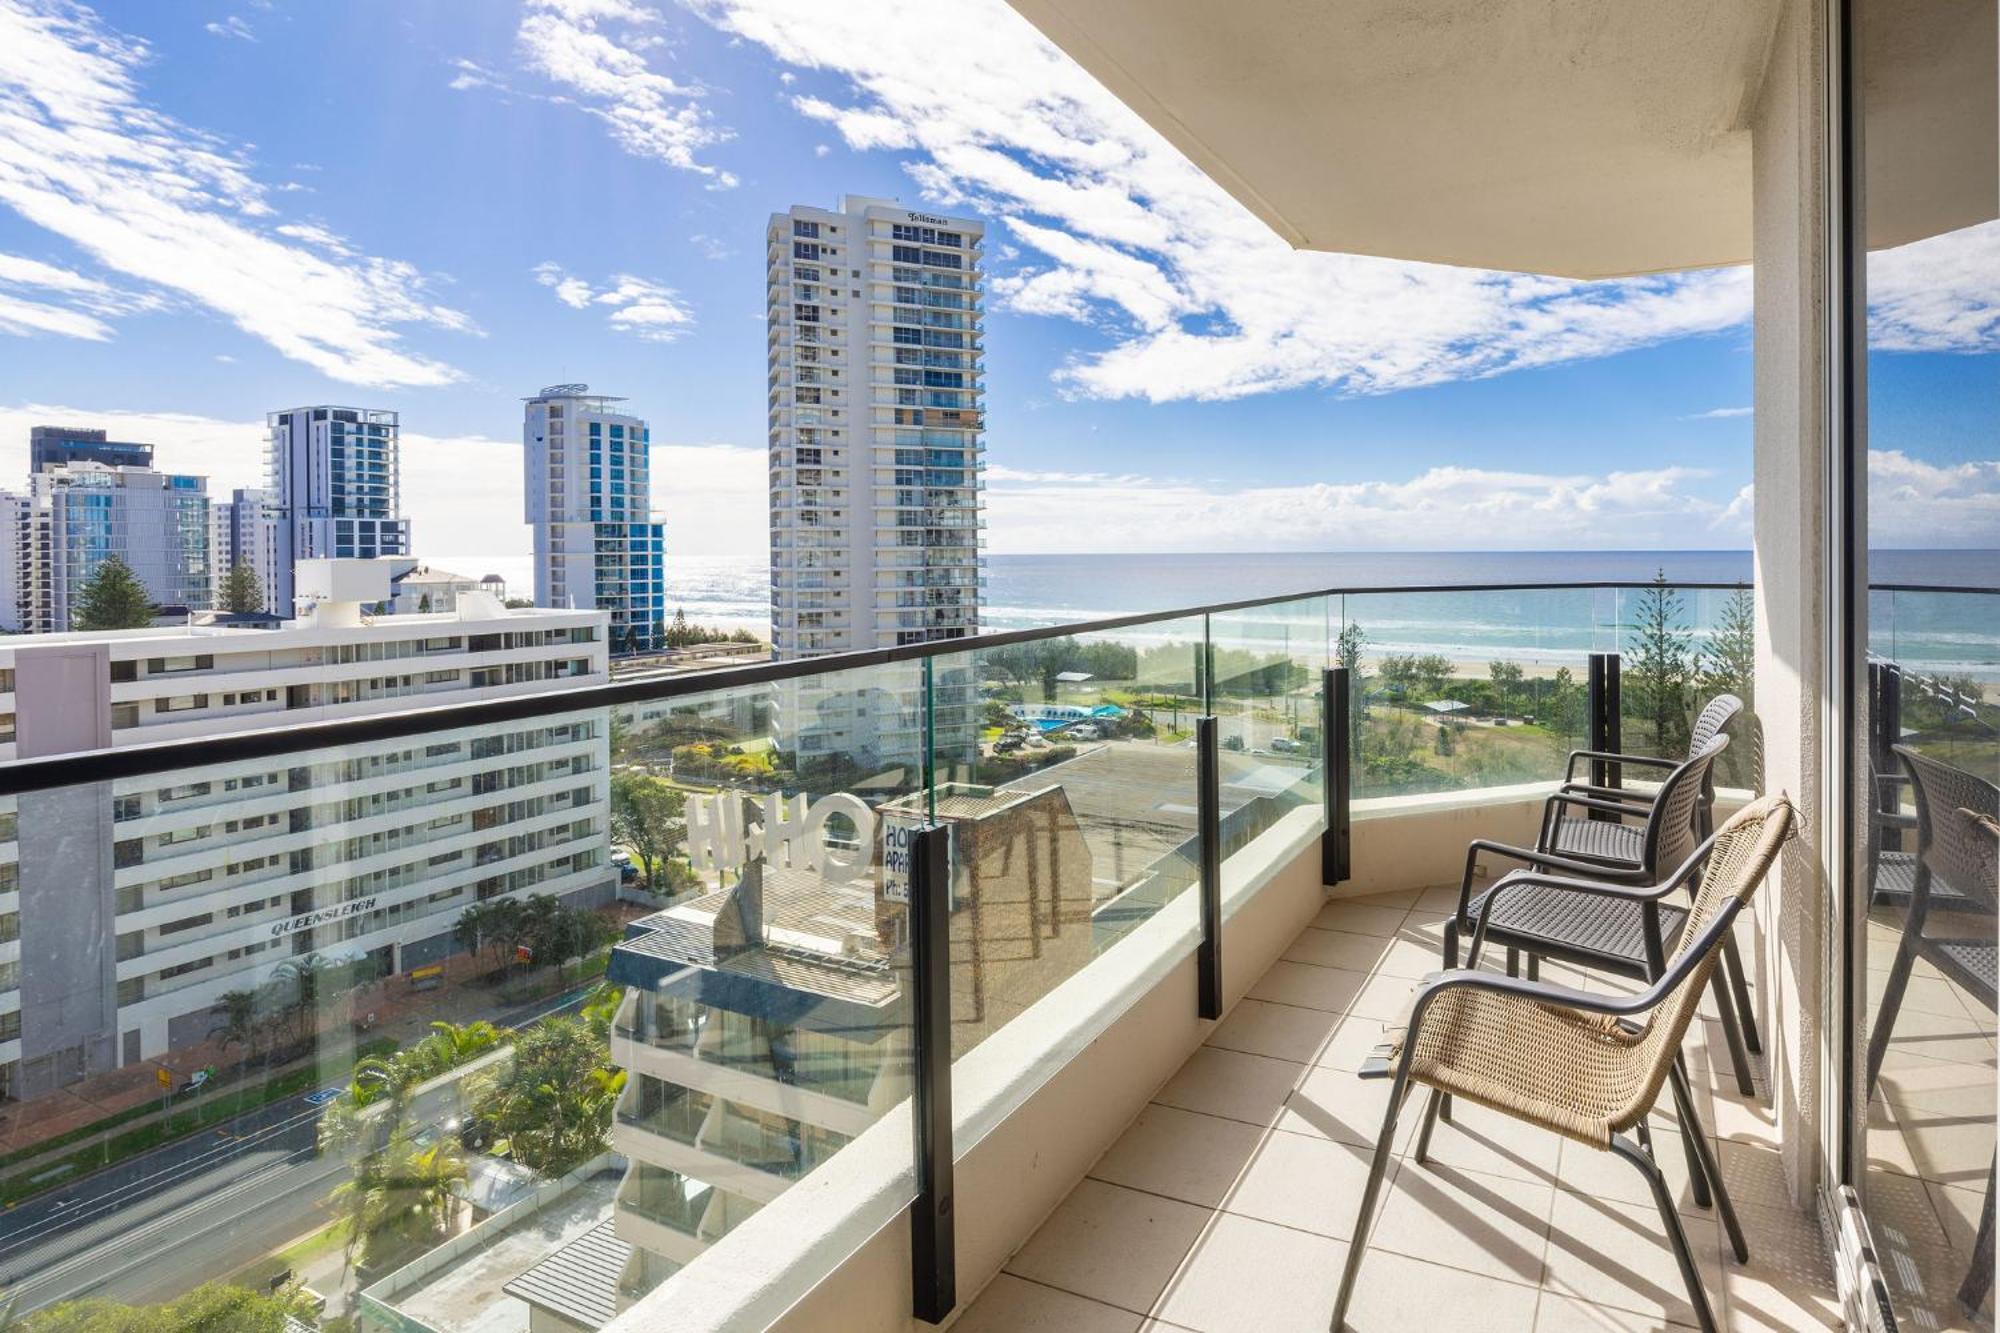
[983,463,1759,553]
[1868,221,2000,353]
[532,260,595,309]
[446,57,503,92]
[532,262,694,341]
[689,0,1759,403]
[688,232,732,261]
[204,15,254,41]
[1686,406,1754,420]
[0,288,113,338]
[0,250,111,295]
[0,405,763,599]
[513,0,736,188]
[1868,450,2000,548]
[651,442,765,553]
[0,249,157,339]
[0,0,471,386]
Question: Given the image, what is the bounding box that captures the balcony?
[949,888,1835,1332]
[0,579,1988,1333]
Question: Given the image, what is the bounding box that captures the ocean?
[665,549,1999,679]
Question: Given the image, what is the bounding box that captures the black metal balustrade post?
[1196,715,1223,1020]
[1323,667,1352,886]
[909,824,955,1323]
[1869,662,1904,853]
[1588,652,1623,810]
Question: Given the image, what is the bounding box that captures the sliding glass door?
[1848,4,1998,1328]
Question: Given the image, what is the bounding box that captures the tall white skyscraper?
[766,197,986,661]
[266,406,409,614]
[522,384,666,655]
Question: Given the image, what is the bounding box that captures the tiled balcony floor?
[958,887,1843,1333]
[1859,901,1998,1333]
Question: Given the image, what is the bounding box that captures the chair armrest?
[1476,868,1669,909]
[1543,789,1646,821]
[1470,838,1648,882]
[1564,748,1678,782]
[1556,781,1653,805]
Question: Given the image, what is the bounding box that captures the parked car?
[1270,736,1303,754]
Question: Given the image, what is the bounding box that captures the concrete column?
[1748,0,1835,1207]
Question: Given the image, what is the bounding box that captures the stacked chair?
[1335,795,1795,1333]
[1438,695,1763,1098]
[1335,694,1781,1333]
[1865,746,1998,1318]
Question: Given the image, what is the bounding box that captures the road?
[0,980,598,1314]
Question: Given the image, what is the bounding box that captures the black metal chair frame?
[1334,824,1772,1333]
[1440,733,1764,1102]
[1864,745,1997,1319]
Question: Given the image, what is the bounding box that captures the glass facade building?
[523,385,668,656]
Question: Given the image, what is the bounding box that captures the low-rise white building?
[0,560,616,1102]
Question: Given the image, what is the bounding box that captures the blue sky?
[0,0,1991,587]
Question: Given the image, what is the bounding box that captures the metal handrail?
[0,575,1980,795]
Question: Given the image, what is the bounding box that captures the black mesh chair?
[1442,734,1765,1100]
[1864,747,1997,1320]
[1554,693,1743,843]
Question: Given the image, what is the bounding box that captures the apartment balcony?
[0,556,1991,1333]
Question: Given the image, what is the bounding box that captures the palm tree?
[333,1126,468,1272]
[579,982,622,1041]
[410,1019,504,1079]
[209,989,261,1066]
[476,1017,622,1176]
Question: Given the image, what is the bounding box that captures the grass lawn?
[225,1217,355,1293]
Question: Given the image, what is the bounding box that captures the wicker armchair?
[1332,795,1796,1333]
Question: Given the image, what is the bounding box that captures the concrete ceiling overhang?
[1006,0,1996,279]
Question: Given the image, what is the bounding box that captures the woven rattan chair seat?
[1400,985,1649,1146]
[1468,881,1688,970]
[1551,816,1646,865]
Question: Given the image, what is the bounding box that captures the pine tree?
[1546,665,1585,749]
[218,561,264,614]
[1335,621,1368,745]
[1697,587,1756,701]
[1697,586,1757,786]
[72,555,154,631]
[1624,570,1695,754]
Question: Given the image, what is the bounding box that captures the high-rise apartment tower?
[522,384,666,655]
[266,406,409,615]
[765,198,986,660]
